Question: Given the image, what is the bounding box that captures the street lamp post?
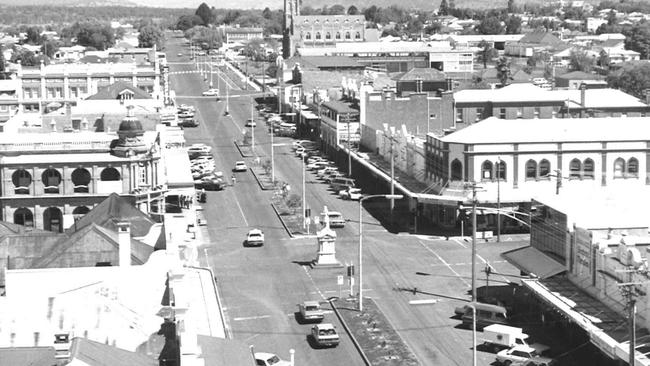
[302,154,306,229]
[358,194,404,312]
[496,157,501,243]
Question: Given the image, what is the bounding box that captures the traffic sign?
[337,275,344,285]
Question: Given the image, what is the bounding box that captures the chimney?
[117,222,131,267]
[580,84,586,107]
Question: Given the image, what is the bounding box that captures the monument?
[311,206,343,269]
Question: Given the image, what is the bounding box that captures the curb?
[329,299,372,366]
[250,167,275,191]
[271,203,294,238]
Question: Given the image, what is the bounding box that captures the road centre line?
[233,315,271,321]
[233,195,249,227]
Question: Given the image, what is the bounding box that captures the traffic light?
[347,265,355,277]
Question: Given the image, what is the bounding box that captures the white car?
[245,119,257,127]
[202,88,219,96]
[187,144,212,155]
[246,229,264,246]
[496,345,556,366]
[339,187,362,200]
[307,161,332,170]
[317,167,338,177]
[254,352,291,366]
[234,161,248,172]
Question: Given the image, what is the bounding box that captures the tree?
[0,47,6,74]
[598,50,611,69]
[425,22,442,34]
[477,16,505,35]
[347,5,359,15]
[505,16,522,34]
[328,5,346,15]
[439,0,450,16]
[568,49,595,72]
[623,23,650,60]
[496,56,512,86]
[40,40,58,58]
[176,14,203,31]
[508,0,517,13]
[25,26,42,44]
[138,25,165,49]
[195,2,214,25]
[68,22,116,50]
[607,62,650,98]
[10,46,37,66]
[262,159,272,175]
[477,40,497,69]
[285,194,301,214]
[262,7,273,19]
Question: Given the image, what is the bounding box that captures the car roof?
[327,211,342,215]
[254,352,275,359]
[315,323,335,330]
[248,229,262,234]
[236,161,245,164]
[303,300,320,307]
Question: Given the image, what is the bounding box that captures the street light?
[358,194,404,312]
[496,157,502,243]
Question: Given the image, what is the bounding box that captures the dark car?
[194,177,224,191]
[180,118,199,127]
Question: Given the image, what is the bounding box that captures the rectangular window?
[499,108,506,119]
[475,108,483,122]
[516,107,523,119]
[456,109,463,123]
[534,107,541,119]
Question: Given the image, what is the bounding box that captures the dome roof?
[117,105,144,137]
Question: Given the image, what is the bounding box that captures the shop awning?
[501,246,566,279]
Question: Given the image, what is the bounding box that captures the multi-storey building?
[0,106,163,232]
[293,15,366,48]
[222,27,264,44]
[14,60,161,113]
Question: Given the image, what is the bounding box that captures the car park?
[253,352,291,366]
[323,172,345,184]
[339,187,362,200]
[310,323,340,348]
[307,161,333,170]
[330,177,356,192]
[178,111,194,119]
[245,229,264,246]
[298,301,325,322]
[495,345,556,366]
[187,144,212,156]
[234,161,248,172]
[202,88,219,97]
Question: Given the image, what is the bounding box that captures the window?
[305,32,311,40]
[325,32,331,40]
[456,109,463,123]
[628,158,639,178]
[336,32,341,39]
[315,32,321,40]
[534,107,541,119]
[583,158,594,179]
[345,32,351,39]
[481,161,493,180]
[451,159,462,181]
[525,160,537,179]
[475,108,483,122]
[614,158,625,178]
[516,107,523,119]
[552,108,558,118]
[539,159,551,177]
[499,108,506,119]
[569,159,581,179]
[355,32,361,39]
[496,161,506,180]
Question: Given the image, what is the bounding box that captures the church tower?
[282,0,300,58]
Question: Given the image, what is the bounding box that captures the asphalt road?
[165,33,532,366]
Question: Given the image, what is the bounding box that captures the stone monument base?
[310,259,344,269]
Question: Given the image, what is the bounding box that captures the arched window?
[325,32,331,40]
[315,32,321,40]
[43,207,63,233]
[481,161,493,180]
[451,159,462,181]
[13,207,33,227]
[583,158,594,179]
[12,169,32,194]
[355,32,361,39]
[42,168,61,194]
[345,32,351,39]
[525,160,537,180]
[100,167,120,181]
[539,159,551,178]
[614,158,625,178]
[335,32,341,40]
[569,159,582,179]
[72,206,90,220]
[496,161,507,180]
[628,158,639,178]
[305,32,311,40]
[71,168,91,193]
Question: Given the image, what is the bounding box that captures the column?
[512,144,519,189]
[601,142,607,186]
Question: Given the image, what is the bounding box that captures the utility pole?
[250,98,255,153]
[346,113,352,176]
[464,181,481,302]
[617,267,650,366]
[496,157,501,243]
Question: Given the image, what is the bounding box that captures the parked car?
[180,118,199,127]
[188,144,212,156]
[307,161,333,170]
[234,161,248,172]
[317,167,339,178]
[245,119,257,127]
[495,345,556,366]
[254,352,291,366]
[298,301,324,322]
[459,302,508,330]
[324,211,345,228]
[202,88,219,97]
[310,323,340,348]
[245,229,264,247]
[323,172,345,184]
[194,177,224,191]
[178,111,194,119]
[339,187,362,200]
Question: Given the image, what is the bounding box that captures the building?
[293,15,366,49]
[452,83,650,127]
[222,27,264,44]
[505,31,566,57]
[422,116,650,229]
[298,41,474,74]
[503,192,650,366]
[554,70,605,89]
[319,99,360,151]
[0,106,163,232]
[395,68,452,96]
[446,34,524,50]
[14,60,161,113]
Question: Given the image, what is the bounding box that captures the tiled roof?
[69,337,157,366]
[518,31,564,46]
[86,81,152,100]
[71,193,156,238]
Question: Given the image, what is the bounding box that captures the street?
[166,33,528,366]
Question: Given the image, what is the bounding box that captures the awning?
[501,246,566,279]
